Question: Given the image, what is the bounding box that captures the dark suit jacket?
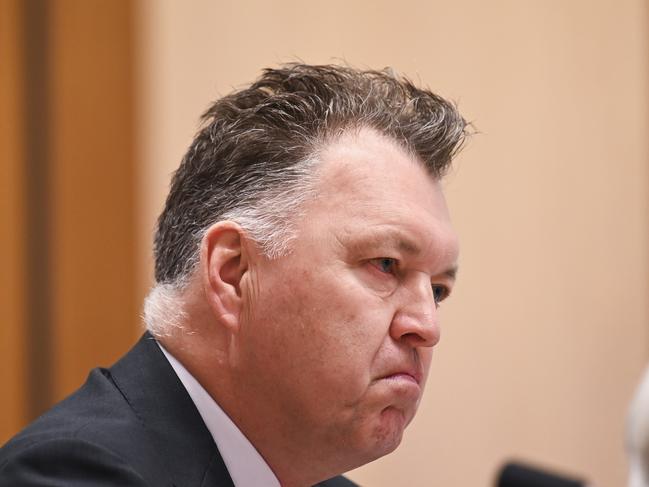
[0,333,358,487]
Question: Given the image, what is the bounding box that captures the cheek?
[252,266,388,384]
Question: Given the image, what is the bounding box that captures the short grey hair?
[144,63,469,336]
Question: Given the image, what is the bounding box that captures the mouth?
[372,354,426,397]
[378,360,424,385]
[377,370,424,407]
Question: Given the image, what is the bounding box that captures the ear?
[200,221,249,332]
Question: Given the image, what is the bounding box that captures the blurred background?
[1,0,648,485]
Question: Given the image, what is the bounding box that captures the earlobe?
[200,222,248,332]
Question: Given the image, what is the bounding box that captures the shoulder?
[0,367,168,486]
[0,436,149,486]
[1,334,225,486]
[2,366,148,453]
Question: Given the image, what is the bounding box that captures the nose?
[389,273,440,348]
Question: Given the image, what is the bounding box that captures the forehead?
[316,129,429,192]
[303,128,458,260]
[313,129,449,216]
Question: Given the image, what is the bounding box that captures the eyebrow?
[443,266,459,281]
[346,230,421,255]
[345,229,459,280]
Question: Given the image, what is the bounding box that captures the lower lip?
[382,373,422,399]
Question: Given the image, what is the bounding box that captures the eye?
[370,257,398,274]
[432,285,450,306]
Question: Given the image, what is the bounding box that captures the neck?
[155,304,354,487]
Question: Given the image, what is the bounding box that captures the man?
[0,64,468,486]
[628,365,649,487]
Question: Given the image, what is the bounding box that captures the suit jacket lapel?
[109,333,234,487]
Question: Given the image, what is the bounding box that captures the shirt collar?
[158,343,280,487]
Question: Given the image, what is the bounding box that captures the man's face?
[238,128,459,468]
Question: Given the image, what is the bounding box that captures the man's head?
[145,64,467,485]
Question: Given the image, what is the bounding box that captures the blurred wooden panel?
[48,0,138,401]
[0,0,28,443]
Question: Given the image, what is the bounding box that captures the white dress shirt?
[159,344,280,487]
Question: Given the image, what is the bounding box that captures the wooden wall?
[0,0,138,443]
[48,0,138,404]
[0,0,28,444]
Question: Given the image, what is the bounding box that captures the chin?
[334,407,409,473]
[366,406,409,458]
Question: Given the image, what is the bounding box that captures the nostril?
[405,331,438,347]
